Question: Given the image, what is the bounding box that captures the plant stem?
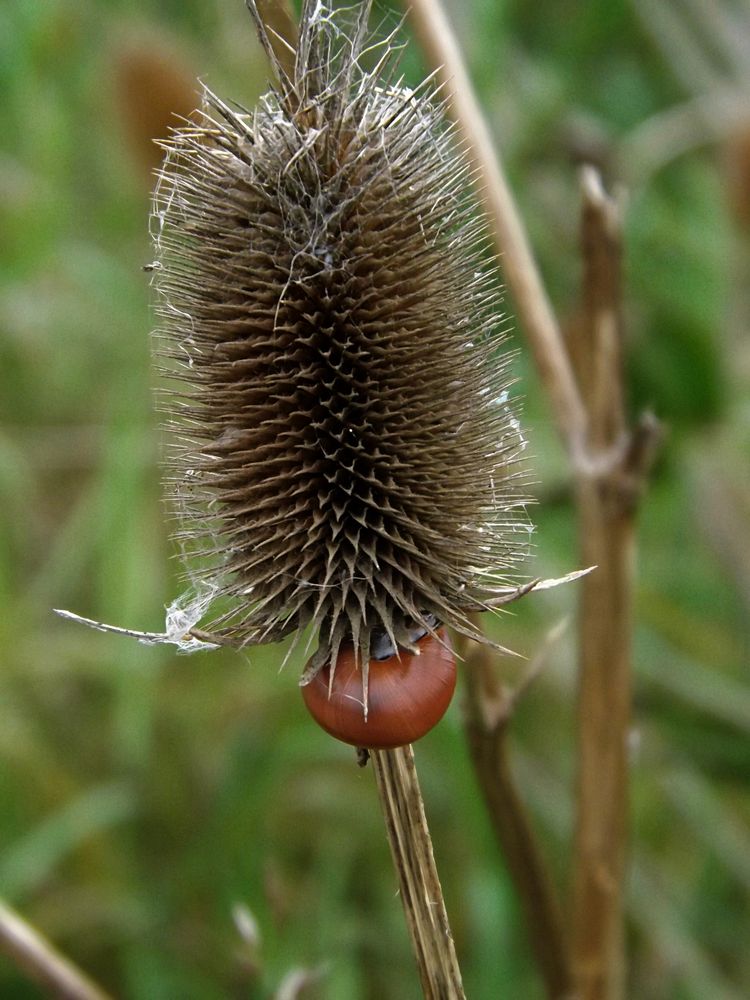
[460,635,574,1000]
[568,168,661,1000]
[405,0,587,456]
[0,900,112,1000]
[370,745,466,1000]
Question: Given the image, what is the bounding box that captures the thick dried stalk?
[568,168,660,1000]
[460,635,574,1000]
[370,746,466,1000]
[570,497,632,1000]
[0,900,112,1000]
[405,0,587,456]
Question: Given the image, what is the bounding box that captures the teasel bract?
[151,0,530,747]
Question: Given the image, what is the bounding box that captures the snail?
[301,621,456,749]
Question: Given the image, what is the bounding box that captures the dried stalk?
[370,746,466,1000]
[405,0,587,456]
[569,171,629,1000]
[568,168,660,1000]
[460,633,574,1000]
[0,900,112,1000]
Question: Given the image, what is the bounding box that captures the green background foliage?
[1,0,748,997]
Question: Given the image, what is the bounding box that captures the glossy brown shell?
[301,629,456,749]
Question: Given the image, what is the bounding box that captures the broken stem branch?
[461,635,574,1000]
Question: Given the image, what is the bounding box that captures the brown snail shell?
[301,629,456,749]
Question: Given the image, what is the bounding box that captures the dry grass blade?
[370,746,465,1000]
[0,900,112,1000]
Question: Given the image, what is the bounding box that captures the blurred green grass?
[1,0,749,997]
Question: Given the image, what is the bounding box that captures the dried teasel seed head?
[151,0,531,694]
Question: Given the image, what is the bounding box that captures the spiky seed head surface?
[151,0,530,677]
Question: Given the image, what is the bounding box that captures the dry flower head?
[146,0,531,688]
